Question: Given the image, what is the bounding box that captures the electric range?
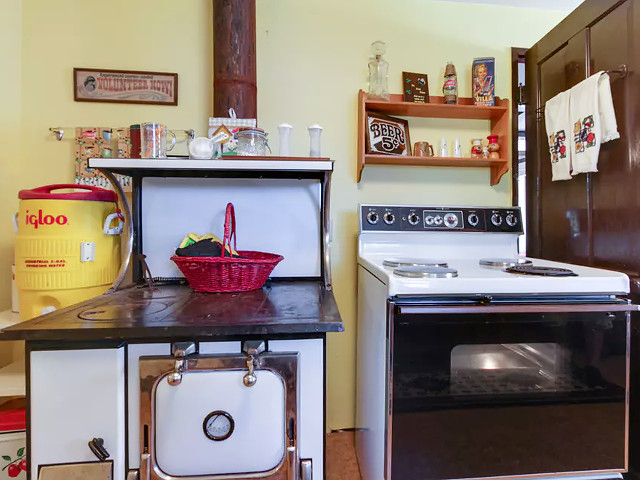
[356,204,635,480]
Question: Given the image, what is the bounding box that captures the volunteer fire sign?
[74,68,178,105]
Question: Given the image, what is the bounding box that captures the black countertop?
[0,281,343,342]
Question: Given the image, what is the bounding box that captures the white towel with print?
[569,71,619,175]
[544,90,572,181]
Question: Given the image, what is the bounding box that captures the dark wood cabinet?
[526,0,636,275]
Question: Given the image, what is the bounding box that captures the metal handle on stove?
[88,437,110,462]
[300,459,313,480]
[167,341,196,386]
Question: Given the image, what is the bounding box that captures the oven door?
[389,297,633,480]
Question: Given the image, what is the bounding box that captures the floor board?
[326,430,362,480]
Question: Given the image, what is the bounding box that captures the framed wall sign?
[74,68,178,105]
[402,72,429,103]
[366,112,411,156]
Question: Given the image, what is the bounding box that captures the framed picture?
[402,72,429,103]
[366,112,411,156]
[74,68,178,105]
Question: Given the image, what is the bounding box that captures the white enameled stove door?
[154,370,286,476]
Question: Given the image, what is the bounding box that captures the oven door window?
[391,310,628,480]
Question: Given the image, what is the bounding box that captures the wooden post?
[213,0,257,119]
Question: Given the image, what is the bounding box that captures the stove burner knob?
[506,213,518,227]
[491,213,503,226]
[444,213,459,228]
[367,211,379,224]
[408,213,420,226]
[467,213,479,227]
[425,215,435,226]
[434,215,443,226]
[383,212,396,225]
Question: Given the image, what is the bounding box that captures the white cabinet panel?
[30,348,125,480]
[269,338,324,479]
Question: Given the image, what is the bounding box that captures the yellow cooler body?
[15,184,123,320]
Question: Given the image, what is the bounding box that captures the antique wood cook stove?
[1,157,343,480]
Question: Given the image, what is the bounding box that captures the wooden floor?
[326,431,362,480]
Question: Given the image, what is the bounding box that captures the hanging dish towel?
[544,90,572,181]
[569,71,619,175]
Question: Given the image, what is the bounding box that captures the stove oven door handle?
[396,303,639,315]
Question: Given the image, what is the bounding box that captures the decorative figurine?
[368,41,390,100]
[487,134,500,159]
[470,138,483,158]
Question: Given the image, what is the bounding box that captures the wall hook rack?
[49,127,64,141]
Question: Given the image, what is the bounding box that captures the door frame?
[511,47,527,207]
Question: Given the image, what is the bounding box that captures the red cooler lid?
[18,184,117,202]
[0,409,26,432]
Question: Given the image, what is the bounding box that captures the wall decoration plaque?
[402,72,429,103]
[366,112,411,156]
[74,68,178,105]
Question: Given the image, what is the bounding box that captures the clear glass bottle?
[368,40,390,100]
[443,62,458,105]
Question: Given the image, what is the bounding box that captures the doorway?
[511,47,527,254]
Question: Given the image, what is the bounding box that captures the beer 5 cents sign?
[365,112,411,156]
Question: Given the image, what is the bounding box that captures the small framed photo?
[366,112,411,156]
[402,72,429,103]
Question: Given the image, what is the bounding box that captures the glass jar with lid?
[235,128,271,156]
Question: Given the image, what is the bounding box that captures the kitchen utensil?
[278,123,293,156]
[236,128,270,156]
[308,124,323,157]
[414,142,434,157]
[188,131,229,159]
[140,123,177,158]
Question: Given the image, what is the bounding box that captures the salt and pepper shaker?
[439,137,449,157]
[453,138,462,158]
[278,123,293,157]
[308,124,323,157]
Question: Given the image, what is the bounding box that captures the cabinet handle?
[88,437,110,462]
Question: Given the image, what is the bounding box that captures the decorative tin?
[472,57,496,106]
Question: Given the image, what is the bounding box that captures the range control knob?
[367,211,379,225]
[491,213,503,227]
[467,213,480,227]
[425,215,435,226]
[444,213,459,228]
[408,213,420,226]
[383,212,396,225]
[434,215,443,226]
[506,213,518,227]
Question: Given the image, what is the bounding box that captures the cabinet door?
[589,0,634,271]
[527,31,588,263]
[269,338,324,480]
[30,348,125,480]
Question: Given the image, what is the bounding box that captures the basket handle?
[222,203,237,258]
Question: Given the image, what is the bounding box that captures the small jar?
[470,138,483,158]
[236,128,271,156]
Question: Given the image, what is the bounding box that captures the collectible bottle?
[368,41,390,100]
[443,62,458,104]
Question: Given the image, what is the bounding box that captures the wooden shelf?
[357,90,511,185]
[365,154,506,168]
[365,93,508,120]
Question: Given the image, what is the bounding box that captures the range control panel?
[360,205,523,233]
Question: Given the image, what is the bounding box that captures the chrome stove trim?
[101,169,133,294]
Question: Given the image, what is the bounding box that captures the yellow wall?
[0,0,567,429]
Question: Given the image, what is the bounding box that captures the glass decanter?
[368,40,390,100]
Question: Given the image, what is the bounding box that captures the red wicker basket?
[171,203,284,293]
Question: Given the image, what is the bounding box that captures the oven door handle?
[396,303,639,315]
